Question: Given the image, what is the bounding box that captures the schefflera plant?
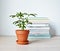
[10,12,37,30]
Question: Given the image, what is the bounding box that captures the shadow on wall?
[49,24,56,37]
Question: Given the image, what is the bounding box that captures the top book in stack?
[28,17,49,24]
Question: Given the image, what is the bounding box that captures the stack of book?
[27,17,51,38]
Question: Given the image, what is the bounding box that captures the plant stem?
[22,20,24,30]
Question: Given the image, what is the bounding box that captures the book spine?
[28,27,50,30]
[27,24,49,26]
[29,20,49,23]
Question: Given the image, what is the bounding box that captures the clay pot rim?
[16,30,29,31]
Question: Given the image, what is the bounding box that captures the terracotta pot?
[16,30,29,45]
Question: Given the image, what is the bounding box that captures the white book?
[30,29,49,34]
[28,17,49,24]
[28,17,49,20]
[27,23,49,27]
[28,27,50,30]
[29,20,49,23]
[30,29,49,32]
[27,26,49,28]
[30,32,49,34]
[29,34,50,37]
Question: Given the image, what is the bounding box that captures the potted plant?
[10,12,36,45]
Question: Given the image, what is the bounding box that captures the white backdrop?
[0,0,60,36]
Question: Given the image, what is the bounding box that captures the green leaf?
[28,22,32,24]
[19,12,24,18]
[29,13,37,17]
[16,23,22,28]
[10,15,16,18]
[13,21,18,24]
[24,26,26,28]
[23,13,28,15]
[25,18,28,23]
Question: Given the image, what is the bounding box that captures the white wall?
[0,0,60,36]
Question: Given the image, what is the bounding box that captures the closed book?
[27,26,49,28]
[30,32,49,35]
[27,23,49,27]
[28,17,49,24]
[28,26,50,30]
[29,34,51,38]
[28,17,49,20]
[29,20,49,24]
[30,29,49,32]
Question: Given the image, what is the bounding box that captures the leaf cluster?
[10,12,37,30]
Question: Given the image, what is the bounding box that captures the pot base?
[16,40,29,45]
